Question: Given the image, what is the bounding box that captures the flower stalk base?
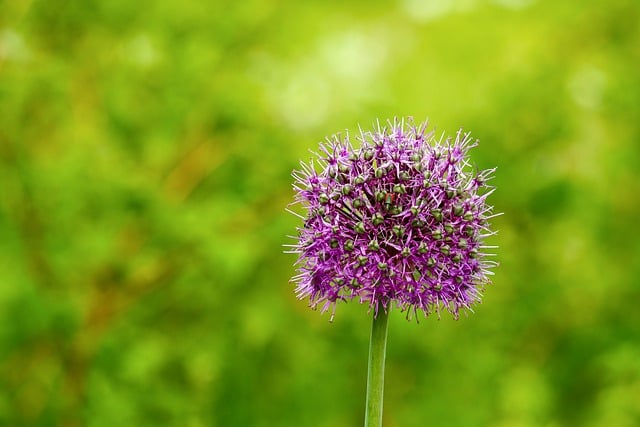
[365,309,389,427]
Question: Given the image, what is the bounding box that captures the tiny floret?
[287,118,498,321]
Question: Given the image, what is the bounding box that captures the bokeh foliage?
[1,0,639,426]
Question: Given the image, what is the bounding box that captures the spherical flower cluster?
[287,118,498,321]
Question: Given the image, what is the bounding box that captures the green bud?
[393,225,405,238]
[364,150,374,160]
[330,238,339,249]
[431,229,443,240]
[375,167,386,178]
[458,238,468,249]
[319,193,329,204]
[431,209,443,222]
[426,257,436,267]
[418,242,428,254]
[410,206,419,216]
[342,185,352,196]
[350,278,361,288]
[399,171,410,181]
[368,240,380,251]
[393,184,404,193]
[377,262,388,270]
[446,188,456,199]
[358,255,368,266]
[355,221,366,234]
[444,223,454,234]
[344,240,354,251]
[375,191,385,202]
[401,247,411,257]
[455,276,463,284]
[452,253,462,263]
[433,282,443,291]
[412,269,421,281]
[440,245,450,256]
[372,213,384,226]
[354,175,365,185]
[338,163,349,173]
[469,249,479,259]
[453,204,464,216]
[464,225,475,236]
[464,211,474,221]
[353,198,363,208]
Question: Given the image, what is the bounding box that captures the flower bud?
[372,213,384,225]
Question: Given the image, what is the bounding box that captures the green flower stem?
[365,309,389,427]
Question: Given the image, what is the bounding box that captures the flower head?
[287,118,498,321]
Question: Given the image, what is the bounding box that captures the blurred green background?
[1,0,639,426]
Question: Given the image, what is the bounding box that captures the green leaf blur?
[1,1,639,426]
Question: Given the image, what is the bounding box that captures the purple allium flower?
[287,118,498,321]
